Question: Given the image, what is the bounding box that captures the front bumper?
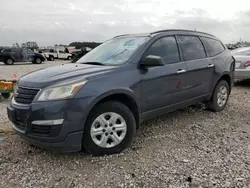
[7,97,93,152]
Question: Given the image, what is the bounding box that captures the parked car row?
[230,47,250,80]
[39,49,72,61]
[7,29,235,156]
[0,47,46,65]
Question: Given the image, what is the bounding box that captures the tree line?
[68,42,102,49]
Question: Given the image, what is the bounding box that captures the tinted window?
[179,36,206,61]
[144,36,180,64]
[2,49,11,52]
[231,47,250,56]
[202,37,225,56]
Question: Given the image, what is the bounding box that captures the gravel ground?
[1,62,250,188]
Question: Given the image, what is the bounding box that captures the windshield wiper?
[81,62,105,66]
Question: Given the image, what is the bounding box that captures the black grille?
[15,109,29,131]
[31,125,62,137]
[15,120,26,130]
[15,87,40,104]
[31,125,51,135]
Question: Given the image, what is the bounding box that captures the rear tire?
[4,58,14,65]
[67,56,72,60]
[1,93,11,99]
[206,80,229,112]
[83,101,136,156]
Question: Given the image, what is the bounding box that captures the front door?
[177,35,214,99]
[58,50,66,59]
[140,36,189,114]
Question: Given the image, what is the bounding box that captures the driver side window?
[143,36,180,64]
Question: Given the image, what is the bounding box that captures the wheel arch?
[86,89,141,129]
[4,56,15,62]
[216,72,232,93]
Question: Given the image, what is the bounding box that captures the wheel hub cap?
[90,112,127,148]
[217,86,228,107]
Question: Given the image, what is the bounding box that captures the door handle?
[177,69,186,74]
[208,64,215,68]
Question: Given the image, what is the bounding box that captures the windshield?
[231,47,250,56]
[77,36,149,65]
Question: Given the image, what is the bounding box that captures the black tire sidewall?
[209,80,229,112]
[49,56,54,61]
[5,58,14,65]
[35,58,42,64]
[83,101,136,156]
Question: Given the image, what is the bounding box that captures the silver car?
[231,47,250,79]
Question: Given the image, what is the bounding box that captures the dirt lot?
[0,61,250,188]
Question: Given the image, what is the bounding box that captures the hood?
[18,63,116,88]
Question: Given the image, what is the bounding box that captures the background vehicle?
[0,47,46,65]
[231,47,250,79]
[7,29,235,156]
[71,47,92,63]
[41,49,72,61]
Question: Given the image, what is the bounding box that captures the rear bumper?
[235,69,250,79]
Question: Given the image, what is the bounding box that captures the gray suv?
[7,30,235,155]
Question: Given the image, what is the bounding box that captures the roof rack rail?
[150,29,215,37]
[113,34,130,38]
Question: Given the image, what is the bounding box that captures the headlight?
[35,79,88,101]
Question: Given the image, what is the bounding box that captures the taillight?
[244,61,250,67]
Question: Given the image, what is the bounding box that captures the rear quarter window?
[202,37,225,57]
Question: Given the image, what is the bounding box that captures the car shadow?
[234,79,250,88]
[0,62,38,66]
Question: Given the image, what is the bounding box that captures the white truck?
[42,49,72,61]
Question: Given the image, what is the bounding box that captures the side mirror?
[139,55,164,68]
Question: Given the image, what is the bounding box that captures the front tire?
[83,101,136,156]
[67,56,72,60]
[206,80,229,112]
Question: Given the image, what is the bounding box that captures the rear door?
[140,36,189,113]
[12,48,22,61]
[178,35,214,99]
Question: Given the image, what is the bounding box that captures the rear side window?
[179,36,206,61]
[144,36,180,64]
[202,37,225,56]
